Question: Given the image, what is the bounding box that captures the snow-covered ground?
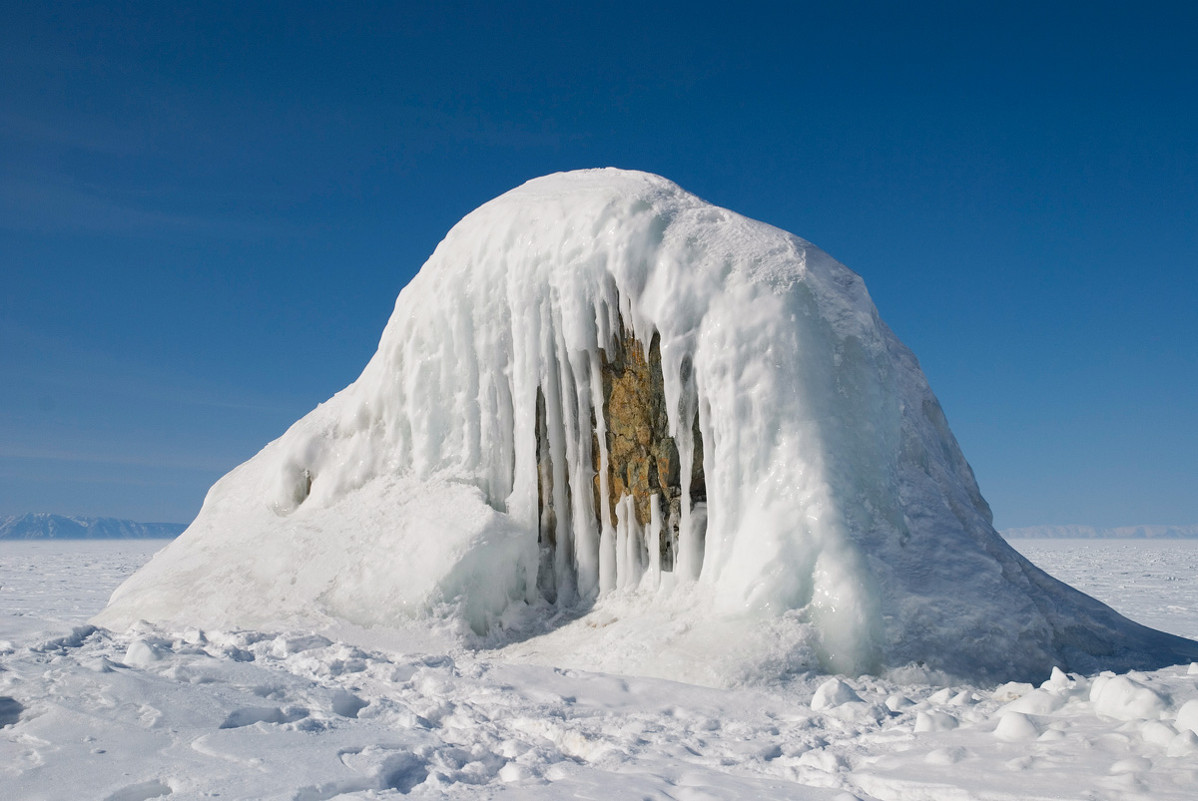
[2,539,1197,800]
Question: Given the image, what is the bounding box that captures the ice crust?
[96,169,1198,682]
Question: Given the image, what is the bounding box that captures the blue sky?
[2,1,1195,528]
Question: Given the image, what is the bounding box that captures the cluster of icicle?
[329,169,878,639]
[98,169,1198,682]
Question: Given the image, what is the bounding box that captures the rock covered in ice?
[95,168,1198,683]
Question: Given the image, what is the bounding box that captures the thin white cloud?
[0,176,284,238]
[0,319,307,416]
[0,109,145,156]
[0,445,234,473]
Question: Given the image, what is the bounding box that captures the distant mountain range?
[1001,524,1198,539]
[0,513,186,540]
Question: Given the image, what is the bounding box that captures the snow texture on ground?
[3,539,1198,800]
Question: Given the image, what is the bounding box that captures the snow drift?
[96,169,1198,683]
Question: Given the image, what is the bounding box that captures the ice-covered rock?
[94,168,1198,683]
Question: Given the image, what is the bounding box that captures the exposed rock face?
[597,328,706,571]
[534,323,706,579]
[597,330,670,527]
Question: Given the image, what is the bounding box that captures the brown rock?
[537,321,705,579]
[592,326,704,569]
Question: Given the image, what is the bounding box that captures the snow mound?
[95,168,1198,683]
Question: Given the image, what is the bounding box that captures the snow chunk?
[123,638,167,668]
[914,711,959,732]
[1002,689,1065,716]
[992,682,1035,703]
[1041,666,1073,690]
[1141,719,1178,747]
[1168,730,1198,756]
[1089,675,1168,721]
[1175,699,1198,734]
[811,678,862,711]
[993,711,1040,741]
[271,634,332,657]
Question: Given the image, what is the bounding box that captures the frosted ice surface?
[95,169,1198,683]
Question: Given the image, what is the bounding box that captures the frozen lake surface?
[1009,538,1198,640]
[0,539,166,644]
[2,538,1197,800]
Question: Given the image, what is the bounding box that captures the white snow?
[95,168,1198,683]
[4,538,1198,799]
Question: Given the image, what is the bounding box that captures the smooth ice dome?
[96,168,1198,683]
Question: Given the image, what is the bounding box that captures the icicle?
[548,321,578,607]
[591,344,616,597]
[676,439,697,581]
[506,328,542,605]
[675,409,703,582]
[691,397,712,581]
[647,492,662,588]
[614,495,644,590]
[490,374,516,506]
[570,352,600,602]
[598,524,616,594]
[614,497,627,589]
[627,498,645,588]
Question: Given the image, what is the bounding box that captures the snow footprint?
[293,748,429,799]
[0,695,23,727]
[332,689,368,718]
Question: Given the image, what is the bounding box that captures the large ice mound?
[96,169,1198,683]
